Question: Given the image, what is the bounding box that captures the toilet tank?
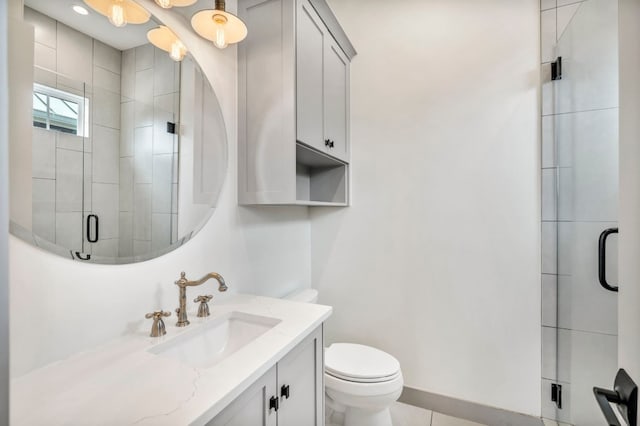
[283,289,318,303]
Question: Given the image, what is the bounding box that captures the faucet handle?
[145,310,171,319]
[145,311,171,337]
[194,295,213,318]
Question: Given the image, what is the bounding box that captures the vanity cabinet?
[238,0,356,206]
[208,326,324,426]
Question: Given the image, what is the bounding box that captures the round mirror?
[11,0,227,263]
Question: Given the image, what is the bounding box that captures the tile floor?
[329,402,576,426]
[542,420,572,426]
[327,402,488,426]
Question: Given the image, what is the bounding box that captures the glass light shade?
[154,0,197,8]
[83,0,150,26]
[147,26,187,62]
[109,2,126,27]
[191,9,247,49]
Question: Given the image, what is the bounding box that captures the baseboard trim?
[399,386,544,426]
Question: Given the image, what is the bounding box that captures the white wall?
[0,0,11,421]
[9,0,311,377]
[619,0,640,393]
[313,0,541,416]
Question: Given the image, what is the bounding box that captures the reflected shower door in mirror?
[10,3,228,264]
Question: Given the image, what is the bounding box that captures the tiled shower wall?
[540,0,619,424]
[26,7,121,257]
[119,45,179,258]
[26,6,178,259]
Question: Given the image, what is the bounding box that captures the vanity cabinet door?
[296,0,327,153]
[323,38,349,162]
[277,326,324,426]
[207,366,277,426]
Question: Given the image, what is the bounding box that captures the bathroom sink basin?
[149,311,281,369]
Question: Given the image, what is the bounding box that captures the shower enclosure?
[541,0,619,424]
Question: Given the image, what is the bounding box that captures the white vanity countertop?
[11,294,332,426]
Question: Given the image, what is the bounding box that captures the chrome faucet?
[175,271,228,327]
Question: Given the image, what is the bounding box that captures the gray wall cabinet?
[207,326,324,426]
[238,0,355,206]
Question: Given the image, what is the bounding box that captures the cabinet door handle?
[329,140,335,148]
[269,395,279,412]
[281,384,290,399]
[325,139,331,147]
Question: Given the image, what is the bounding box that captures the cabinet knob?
[325,139,331,147]
[329,140,335,148]
[281,384,290,399]
[269,395,279,412]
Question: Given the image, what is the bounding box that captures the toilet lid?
[325,343,400,382]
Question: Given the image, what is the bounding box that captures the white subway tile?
[93,66,121,94]
[32,128,56,179]
[542,116,556,168]
[151,213,172,252]
[93,40,122,75]
[120,101,134,156]
[541,0,556,10]
[55,148,83,212]
[119,157,133,212]
[56,23,92,85]
[541,9,557,63]
[55,212,83,251]
[34,43,56,71]
[133,184,152,240]
[557,222,618,335]
[92,183,119,240]
[93,87,121,129]
[93,125,120,184]
[542,275,558,327]
[32,178,56,242]
[121,48,135,102]
[134,126,153,184]
[542,169,557,221]
[152,154,173,214]
[135,44,154,71]
[119,212,133,257]
[24,7,56,49]
[542,326,557,379]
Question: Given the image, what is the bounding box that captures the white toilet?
[284,289,403,426]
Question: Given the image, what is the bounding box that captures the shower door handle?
[598,227,618,292]
[87,214,99,243]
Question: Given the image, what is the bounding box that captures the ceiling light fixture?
[154,0,197,9]
[147,25,188,62]
[191,0,247,49]
[83,0,150,27]
[72,5,89,15]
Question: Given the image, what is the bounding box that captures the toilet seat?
[325,343,401,383]
[327,370,400,383]
[325,368,404,398]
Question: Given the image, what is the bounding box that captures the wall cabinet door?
[296,0,327,153]
[323,37,349,162]
[277,326,323,426]
[207,366,277,426]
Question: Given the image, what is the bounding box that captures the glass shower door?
[31,66,92,259]
[544,0,620,424]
